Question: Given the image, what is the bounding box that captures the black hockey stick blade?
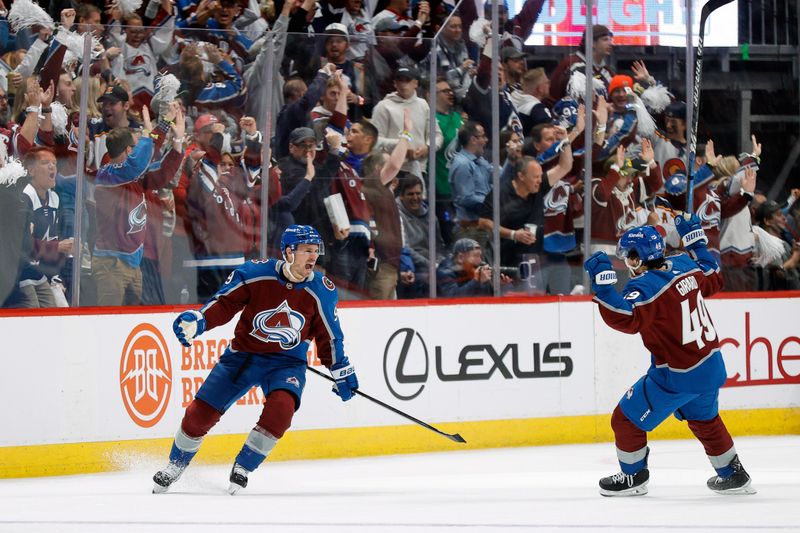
[687,0,733,212]
[308,366,467,443]
[699,0,734,25]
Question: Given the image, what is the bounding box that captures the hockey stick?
[687,0,733,212]
[307,366,467,444]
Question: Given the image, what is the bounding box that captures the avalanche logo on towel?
[696,189,721,229]
[127,199,147,235]
[251,300,306,349]
[286,376,300,388]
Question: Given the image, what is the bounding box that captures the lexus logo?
[383,327,575,401]
[383,328,428,400]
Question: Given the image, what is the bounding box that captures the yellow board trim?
[2,407,798,479]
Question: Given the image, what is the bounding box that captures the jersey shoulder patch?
[322,275,336,291]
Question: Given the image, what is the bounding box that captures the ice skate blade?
[599,481,649,497]
[709,480,757,495]
[228,482,244,495]
[152,483,170,494]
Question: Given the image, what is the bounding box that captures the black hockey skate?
[707,455,756,495]
[228,463,249,495]
[599,468,649,497]
[152,462,187,494]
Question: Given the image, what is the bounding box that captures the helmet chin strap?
[625,256,642,276]
[282,249,307,282]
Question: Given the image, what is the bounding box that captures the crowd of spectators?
[0,0,798,309]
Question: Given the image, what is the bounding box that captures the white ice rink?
[1,436,798,533]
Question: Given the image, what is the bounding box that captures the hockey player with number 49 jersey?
[152,225,359,495]
[584,214,755,497]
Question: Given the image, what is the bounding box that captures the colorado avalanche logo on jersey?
[251,300,306,349]
[125,54,153,77]
[127,199,147,235]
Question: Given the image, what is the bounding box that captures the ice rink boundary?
[2,406,797,479]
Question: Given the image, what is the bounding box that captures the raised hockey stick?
[687,0,734,212]
[307,366,467,444]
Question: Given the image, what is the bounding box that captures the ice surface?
[0,436,798,532]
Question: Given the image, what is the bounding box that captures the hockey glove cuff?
[676,213,708,250]
[584,251,617,287]
[173,310,206,348]
[330,358,359,402]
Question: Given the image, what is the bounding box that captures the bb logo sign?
[120,323,172,427]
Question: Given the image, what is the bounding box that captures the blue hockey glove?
[675,212,708,250]
[173,310,206,348]
[329,358,359,402]
[584,251,617,286]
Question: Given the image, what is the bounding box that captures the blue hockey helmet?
[663,158,688,195]
[280,225,325,258]
[553,97,579,130]
[616,225,664,262]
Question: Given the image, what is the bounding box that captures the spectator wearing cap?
[106,5,176,113]
[363,14,429,109]
[754,199,800,290]
[274,63,336,159]
[509,67,553,136]
[171,112,230,302]
[321,24,369,123]
[590,139,661,259]
[92,108,186,306]
[89,84,142,172]
[652,100,688,169]
[602,74,643,149]
[549,24,614,102]
[278,125,342,266]
[436,238,497,297]
[321,23,361,104]
[372,65,443,179]
[500,46,527,89]
[315,0,374,62]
